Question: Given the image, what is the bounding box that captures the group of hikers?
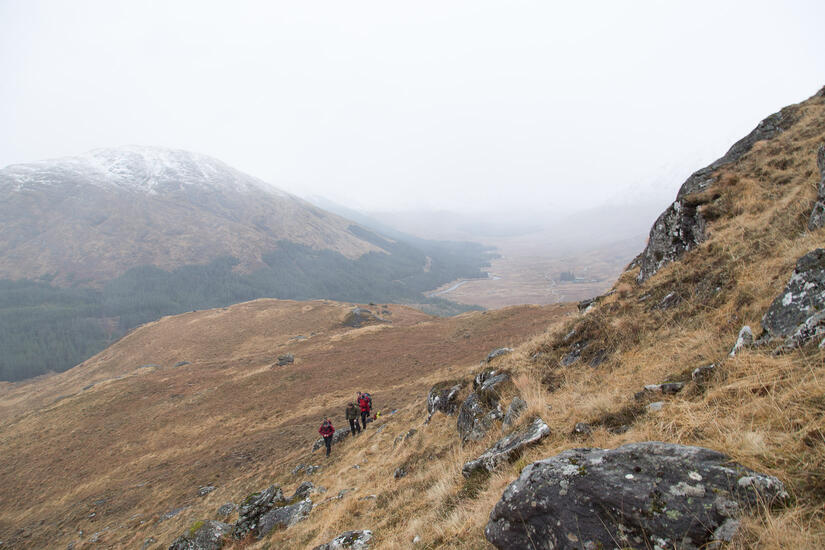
[318,391,373,457]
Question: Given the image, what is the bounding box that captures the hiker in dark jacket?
[319,418,335,457]
[357,391,372,430]
[345,403,361,436]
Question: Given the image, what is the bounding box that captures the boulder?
[289,481,314,502]
[215,503,235,517]
[232,485,285,539]
[462,417,550,477]
[486,347,513,362]
[456,392,503,442]
[257,499,312,536]
[775,310,825,353]
[198,486,216,497]
[729,325,754,357]
[761,249,825,340]
[426,382,463,417]
[692,364,716,385]
[393,467,407,479]
[276,354,294,366]
[637,106,796,283]
[485,442,788,550]
[312,530,373,550]
[342,307,384,328]
[572,422,592,436]
[502,396,527,429]
[808,144,825,230]
[168,520,231,550]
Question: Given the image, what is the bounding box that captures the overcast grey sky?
[1,1,823,216]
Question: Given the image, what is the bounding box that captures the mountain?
[0,147,493,381]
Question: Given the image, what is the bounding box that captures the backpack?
[364,393,372,409]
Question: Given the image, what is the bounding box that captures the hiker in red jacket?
[319,418,335,457]
[357,391,372,430]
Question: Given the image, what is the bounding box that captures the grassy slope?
[227,90,825,549]
[0,299,572,548]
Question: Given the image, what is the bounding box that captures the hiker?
[357,391,372,430]
[319,418,335,457]
[346,402,361,436]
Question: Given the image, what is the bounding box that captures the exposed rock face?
[289,481,314,501]
[485,442,788,550]
[257,499,312,536]
[502,396,527,429]
[775,310,825,353]
[486,347,513,362]
[457,392,503,442]
[729,325,754,357]
[312,530,373,550]
[232,485,285,539]
[168,520,231,550]
[636,107,797,283]
[462,417,550,477]
[761,249,825,340]
[808,144,825,230]
[426,382,463,418]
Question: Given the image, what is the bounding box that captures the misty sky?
[1,1,823,216]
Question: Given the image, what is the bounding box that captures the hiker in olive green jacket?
[345,402,361,437]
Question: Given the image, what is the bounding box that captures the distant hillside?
[0,147,493,381]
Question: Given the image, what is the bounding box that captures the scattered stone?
[342,307,385,328]
[198,486,216,497]
[169,520,231,550]
[412,535,421,544]
[357,495,377,501]
[141,537,156,550]
[312,530,373,550]
[729,325,755,357]
[502,396,527,429]
[174,361,190,367]
[486,347,513,362]
[761,249,825,340]
[289,481,314,502]
[426,382,463,418]
[393,429,417,446]
[232,485,285,539]
[654,292,682,310]
[485,442,789,550]
[456,392,503,442]
[216,503,235,517]
[560,339,589,367]
[692,364,716,385]
[394,467,407,479]
[462,417,551,477]
[159,506,188,522]
[808,144,825,230]
[276,354,294,366]
[661,382,685,394]
[82,384,94,391]
[647,401,666,412]
[572,422,592,436]
[577,297,597,312]
[257,499,312,536]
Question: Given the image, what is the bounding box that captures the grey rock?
[561,339,590,367]
[502,397,527,429]
[637,107,796,283]
[174,361,190,367]
[289,481,314,502]
[232,485,285,539]
[486,347,513,362]
[647,401,666,412]
[761,249,825,339]
[168,521,231,550]
[729,325,754,357]
[159,507,188,522]
[394,429,418,446]
[358,495,377,501]
[660,382,685,395]
[215,503,235,517]
[426,382,463,417]
[312,530,373,550]
[142,537,157,550]
[775,310,825,353]
[462,417,550,477]
[572,422,592,436]
[808,144,825,230]
[276,354,294,366]
[485,442,789,550]
[655,292,682,310]
[198,486,216,497]
[343,307,385,328]
[257,499,312,536]
[456,392,503,442]
[394,467,407,479]
[692,364,716,385]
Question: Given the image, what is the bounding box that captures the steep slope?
[0,299,572,548]
[0,146,381,283]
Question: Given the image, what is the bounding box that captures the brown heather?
[2,91,825,549]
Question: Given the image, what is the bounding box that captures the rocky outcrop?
[502,396,527,429]
[808,144,825,230]
[168,520,231,550]
[342,307,385,328]
[232,485,285,539]
[457,369,513,441]
[426,381,463,418]
[486,347,513,362]
[312,530,373,550]
[257,499,312,536]
[761,249,825,343]
[485,442,788,550]
[636,106,797,283]
[276,354,294,366]
[289,481,314,501]
[462,417,550,477]
[729,325,754,357]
